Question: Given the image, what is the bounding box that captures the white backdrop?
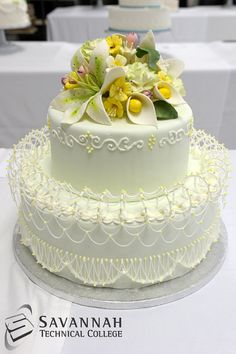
[0,149,236,354]
[0,41,235,148]
[47,6,236,43]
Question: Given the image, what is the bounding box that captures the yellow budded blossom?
[106,54,127,68]
[106,35,123,55]
[103,97,124,118]
[157,70,172,83]
[109,77,132,102]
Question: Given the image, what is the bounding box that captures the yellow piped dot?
[129,99,142,113]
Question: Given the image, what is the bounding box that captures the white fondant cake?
[0,0,30,29]
[8,32,230,289]
[108,6,171,32]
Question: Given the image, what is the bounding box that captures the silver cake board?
[13,221,227,310]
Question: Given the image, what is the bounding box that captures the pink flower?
[142,90,153,99]
[126,32,139,48]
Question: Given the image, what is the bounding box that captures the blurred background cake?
[108,0,171,32]
[0,0,30,28]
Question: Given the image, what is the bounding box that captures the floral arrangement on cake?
[51,31,186,128]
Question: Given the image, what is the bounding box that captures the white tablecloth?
[47,6,236,43]
[0,41,236,148]
[0,149,235,354]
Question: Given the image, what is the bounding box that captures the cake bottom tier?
[19,201,220,289]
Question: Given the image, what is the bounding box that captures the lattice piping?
[7,127,230,225]
[19,215,220,286]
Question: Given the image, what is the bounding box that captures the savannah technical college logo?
[4,304,123,349]
[5,304,34,350]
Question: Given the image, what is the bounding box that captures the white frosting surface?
[49,104,193,195]
[108,6,171,31]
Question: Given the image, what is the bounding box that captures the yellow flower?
[106,54,127,68]
[106,35,123,55]
[157,70,172,83]
[109,77,132,102]
[103,97,124,118]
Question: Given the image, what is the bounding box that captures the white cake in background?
[0,0,30,29]
[108,0,171,33]
[120,0,161,6]
[108,6,171,32]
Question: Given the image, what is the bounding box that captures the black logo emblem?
[5,304,34,350]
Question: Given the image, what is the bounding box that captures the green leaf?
[136,46,160,70]
[154,101,178,120]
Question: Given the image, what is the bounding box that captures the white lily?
[51,40,126,127]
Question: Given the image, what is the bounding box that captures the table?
[1,41,236,148]
[47,6,236,43]
[0,149,235,354]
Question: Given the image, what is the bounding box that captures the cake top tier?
[50,31,186,129]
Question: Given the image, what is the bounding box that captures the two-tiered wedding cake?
[108,0,171,32]
[9,32,230,289]
[0,0,30,29]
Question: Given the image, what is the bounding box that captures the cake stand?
[0,22,29,54]
[13,221,227,310]
[107,28,174,43]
